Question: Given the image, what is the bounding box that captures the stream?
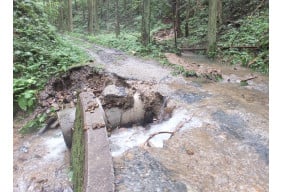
[13,36,268,192]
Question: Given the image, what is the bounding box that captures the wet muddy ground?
[13,126,72,192]
[13,36,268,192]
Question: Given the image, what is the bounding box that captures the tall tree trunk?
[123,0,127,11]
[185,0,190,37]
[58,0,64,31]
[82,5,85,22]
[207,0,217,54]
[141,0,151,46]
[175,0,182,38]
[88,0,94,34]
[115,0,120,37]
[93,0,99,34]
[105,0,110,30]
[74,0,78,11]
[217,0,222,26]
[67,0,73,32]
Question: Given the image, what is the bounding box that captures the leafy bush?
[13,0,87,112]
[218,9,269,73]
[85,32,175,58]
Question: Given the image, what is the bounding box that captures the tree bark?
[74,0,78,11]
[93,0,99,34]
[88,0,94,34]
[115,0,120,37]
[175,0,182,38]
[141,0,151,46]
[106,0,110,30]
[67,0,73,32]
[58,0,64,31]
[185,0,190,37]
[217,0,222,26]
[207,0,217,54]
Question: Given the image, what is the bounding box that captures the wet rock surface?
[13,128,72,192]
[14,37,269,192]
[212,110,269,164]
[114,147,188,192]
[57,107,76,149]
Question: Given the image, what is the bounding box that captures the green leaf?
[18,96,27,111]
[27,98,34,107]
[23,90,35,99]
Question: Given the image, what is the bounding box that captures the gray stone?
[104,107,123,128]
[79,92,115,192]
[57,107,76,148]
[102,84,128,97]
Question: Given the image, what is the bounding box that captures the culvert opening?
[38,65,182,151]
[99,84,167,131]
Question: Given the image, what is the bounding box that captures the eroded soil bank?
[13,37,268,192]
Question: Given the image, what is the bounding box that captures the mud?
[13,128,72,192]
[14,36,268,192]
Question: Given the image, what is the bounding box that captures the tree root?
[143,114,194,147]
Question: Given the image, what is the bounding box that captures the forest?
[13,0,268,126]
[12,1,270,191]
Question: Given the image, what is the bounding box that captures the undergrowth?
[85,32,178,58]
[218,9,269,73]
[78,32,191,76]
[13,0,88,113]
[176,6,268,73]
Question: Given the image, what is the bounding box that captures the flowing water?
[13,37,268,191]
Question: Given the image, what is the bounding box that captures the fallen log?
[180,46,260,51]
[240,76,258,82]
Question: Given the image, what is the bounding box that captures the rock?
[41,101,49,107]
[51,103,60,111]
[101,84,134,110]
[102,84,128,97]
[39,92,49,100]
[57,107,76,148]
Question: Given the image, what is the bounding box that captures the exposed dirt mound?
[165,53,222,81]
[37,65,170,130]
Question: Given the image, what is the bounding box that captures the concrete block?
[79,92,115,192]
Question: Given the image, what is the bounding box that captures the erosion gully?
[13,37,268,192]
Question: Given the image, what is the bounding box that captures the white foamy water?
[109,108,193,157]
[44,132,67,161]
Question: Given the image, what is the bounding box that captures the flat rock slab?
[79,92,115,192]
[57,107,76,148]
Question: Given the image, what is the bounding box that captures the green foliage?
[218,9,269,73]
[177,1,268,73]
[13,0,87,112]
[19,113,47,134]
[85,32,175,59]
[172,65,197,78]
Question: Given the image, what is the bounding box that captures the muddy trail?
[13,36,268,192]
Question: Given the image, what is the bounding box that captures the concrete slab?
[79,92,115,192]
[57,107,76,148]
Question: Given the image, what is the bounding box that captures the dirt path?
[80,38,268,191]
[13,36,268,192]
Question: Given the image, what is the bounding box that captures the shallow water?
[109,108,191,156]
[14,38,269,191]
[13,129,72,192]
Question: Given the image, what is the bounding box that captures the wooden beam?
[180,46,260,51]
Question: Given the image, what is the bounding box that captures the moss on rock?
[71,100,85,192]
